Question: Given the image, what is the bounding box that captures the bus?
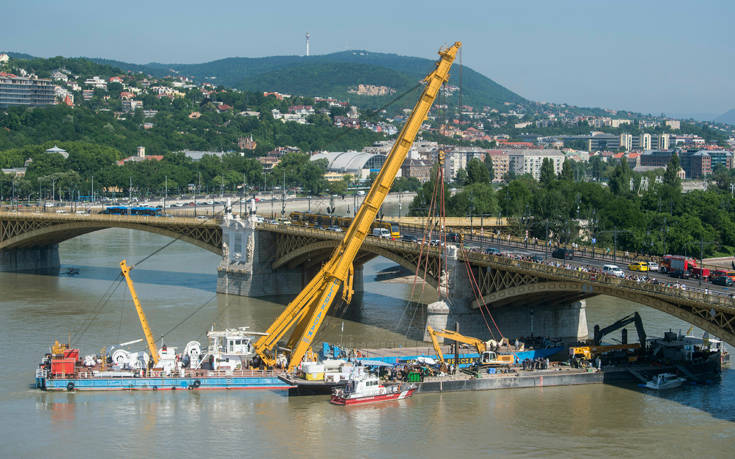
[130,206,162,216]
[102,206,129,215]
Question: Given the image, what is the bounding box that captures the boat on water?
[34,260,291,392]
[330,368,416,406]
[644,373,687,390]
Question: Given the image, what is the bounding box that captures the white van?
[603,264,625,278]
[372,227,391,239]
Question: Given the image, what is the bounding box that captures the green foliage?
[466,157,491,185]
[539,158,556,186]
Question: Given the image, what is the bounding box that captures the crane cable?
[70,210,224,346]
[458,244,505,339]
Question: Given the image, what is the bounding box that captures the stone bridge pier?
[424,245,588,343]
[216,217,363,298]
[0,246,60,272]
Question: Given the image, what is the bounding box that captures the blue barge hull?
[37,375,293,391]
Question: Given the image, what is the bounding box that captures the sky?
[3,0,734,116]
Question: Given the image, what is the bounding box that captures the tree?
[608,157,632,195]
[663,153,682,190]
[483,154,495,182]
[539,157,556,186]
[561,159,574,181]
[466,157,491,184]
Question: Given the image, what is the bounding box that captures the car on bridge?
[401,234,418,243]
[603,264,625,278]
[485,247,501,255]
[530,254,545,263]
[551,247,574,260]
[669,269,691,279]
[647,261,659,272]
[712,275,734,287]
[628,261,649,272]
[327,225,343,232]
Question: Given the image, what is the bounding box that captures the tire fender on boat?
[187,385,193,390]
[152,386,158,391]
[66,382,74,392]
[193,380,201,388]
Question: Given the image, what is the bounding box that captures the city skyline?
[2,0,733,116]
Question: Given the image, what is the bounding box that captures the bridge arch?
[273,239,440,288]
[0,221,222,255]
[474,281,735,346]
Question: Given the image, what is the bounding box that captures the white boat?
[644,372,686,390]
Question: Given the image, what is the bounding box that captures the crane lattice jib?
[254,42,462,371]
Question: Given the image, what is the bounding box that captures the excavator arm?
[426,326,446,365]
[254,42,462,371]
[593,312,646,347]
[427,327,487,354]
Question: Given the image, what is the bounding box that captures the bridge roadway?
[2,211,734,345]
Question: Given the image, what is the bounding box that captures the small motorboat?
[330,370,416,406]
[644,373,686,390]
[64,268,80,276]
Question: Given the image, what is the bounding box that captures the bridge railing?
[0,211,220,226]
[463,251,735,311]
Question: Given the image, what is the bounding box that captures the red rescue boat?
[330,372,416,406]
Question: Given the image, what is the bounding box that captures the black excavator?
[593,312,647,350]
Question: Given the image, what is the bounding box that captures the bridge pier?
[422,244,589,343]
[216,215,363,298]
[0,245,60,273]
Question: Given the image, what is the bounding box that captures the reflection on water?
[0,229,734,457]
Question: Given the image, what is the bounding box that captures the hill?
[87,50,526,110]
[715,109,735,126]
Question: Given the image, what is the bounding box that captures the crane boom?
[120,260,159,365]
[254,41,462,371]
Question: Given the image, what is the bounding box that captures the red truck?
[661,255,698,274]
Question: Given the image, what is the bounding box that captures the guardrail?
[0,210,221,226]
[464,250,735,310]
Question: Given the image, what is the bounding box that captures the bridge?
[0,211,222,271]
[2,211,733,345]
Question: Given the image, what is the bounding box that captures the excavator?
[569,312,646,362]
[253,42,463,372]
[427,325,514,370]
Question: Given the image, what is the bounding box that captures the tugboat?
[330,369,416,406]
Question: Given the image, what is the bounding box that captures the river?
[1,229,733,457]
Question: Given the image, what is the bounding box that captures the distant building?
[310,151,390,181]
[401,159,432,183]
[665,120,681,130]
[116,146,163,165]
[1,167,26,177]
[507,149,565,180]
[45,145,69,159]
[639,150,674,168]
[122,99,143,113]
[0,75,55,108]
[486,150,509,182]
[180,150,229,161]
[707,150,733,170]
[238,135,257,151]
[680,151,711,179]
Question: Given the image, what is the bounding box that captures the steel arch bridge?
[0,212,222,254]
[2,213,733,346]
[263,225,735,346]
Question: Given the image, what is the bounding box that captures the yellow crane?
[120,259,159,365]
[254,41,462,372]
[427,325,514,367]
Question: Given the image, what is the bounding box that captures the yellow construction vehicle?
[570,344,641,361]
[427,325,514,367]
[254,42,462,372]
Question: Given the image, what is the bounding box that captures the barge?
[34,260,293,392]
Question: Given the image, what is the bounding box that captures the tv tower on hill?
[305,32,311,56]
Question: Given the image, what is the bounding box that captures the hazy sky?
[3,0,733,115]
